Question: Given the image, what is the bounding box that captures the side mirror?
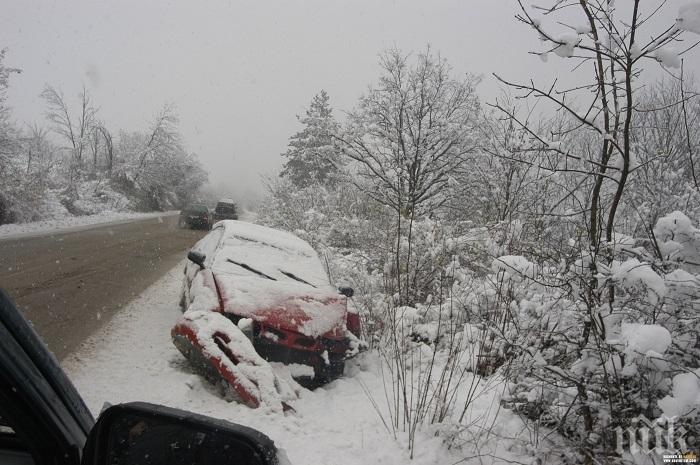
[187,251,206,269]
[82,402,278,465]
[339,287,354,298]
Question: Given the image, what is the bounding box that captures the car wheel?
[314,358,345,385]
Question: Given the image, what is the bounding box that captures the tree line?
[0,50,207,225]
[265,2,700,462]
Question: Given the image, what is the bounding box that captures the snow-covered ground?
[0,210,178,240]
[62,263,526,465]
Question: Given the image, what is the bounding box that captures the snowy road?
[0,213,206,360]
[63,263,466,465]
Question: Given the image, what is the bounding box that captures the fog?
[2,0,697,204]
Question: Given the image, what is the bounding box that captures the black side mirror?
[187,251,206,269]
[339,287,354,298]
[0,289,94,465]
[82,402,278,465]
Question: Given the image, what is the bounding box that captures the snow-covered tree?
[337,47,480,305]
[113,105,206,210]
[339,47,480,219]
[0,49,22,224]
[280,90,341,187]
[0,49,19,158]
[488,3,700,463]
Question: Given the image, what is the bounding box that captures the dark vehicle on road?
[0,289,279,465]
[174,221,363,409]
[179,204,211,230]
[213,199,238,222]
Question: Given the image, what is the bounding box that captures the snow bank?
[0,210,175,239]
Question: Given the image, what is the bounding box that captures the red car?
[173,220,363,410]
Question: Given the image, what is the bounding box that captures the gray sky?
[2,1,698,203]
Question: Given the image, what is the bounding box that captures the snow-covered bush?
[491,213,700,463]
[259,5,700,456]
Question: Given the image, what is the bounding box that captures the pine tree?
[280,90,341,187]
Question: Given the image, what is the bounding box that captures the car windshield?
[187,205,208,213]
[216,204,236,213]
[2,3,700,465]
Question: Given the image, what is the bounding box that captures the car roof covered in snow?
[218,198,236,204]
[210,220,331,289]
[204,221,345,337]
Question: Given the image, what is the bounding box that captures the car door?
[182,226,224,308]
[0,289,280,465]
[0,289,94,465]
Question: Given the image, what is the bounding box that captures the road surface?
[0,214,206,360]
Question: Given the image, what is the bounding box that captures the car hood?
[213,272,348,339]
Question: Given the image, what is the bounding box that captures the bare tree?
[96,123,114,176]
[41,84,97,184]
[24,124,50,173]
[132,103,179,183]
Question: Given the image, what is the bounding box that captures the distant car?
[213,199,238,221]
[174,220,363,408]
[179,204,212,230]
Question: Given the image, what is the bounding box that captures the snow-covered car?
[173,220,363,409]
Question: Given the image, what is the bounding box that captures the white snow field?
[62,263,529,465]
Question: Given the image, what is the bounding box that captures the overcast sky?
[2,1,699,202]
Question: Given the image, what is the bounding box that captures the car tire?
[314,358,345,385]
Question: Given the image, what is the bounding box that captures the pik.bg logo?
[614,415,697,463]
[662,452,698,464]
